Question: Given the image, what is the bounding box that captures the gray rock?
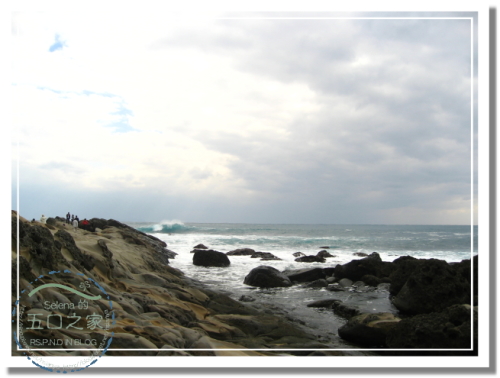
[338,278,353,288]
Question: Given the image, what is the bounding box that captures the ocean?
[128,222,477,350]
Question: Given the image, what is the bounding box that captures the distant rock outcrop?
[227,248,255,256]
[295,255,326,263]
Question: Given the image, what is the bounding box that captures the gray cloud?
[155,17,474,223]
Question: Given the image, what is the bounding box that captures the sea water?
[129,222,477,349]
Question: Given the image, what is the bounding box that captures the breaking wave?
[137,220,193,234]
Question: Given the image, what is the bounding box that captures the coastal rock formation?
[391,258,471,314]
[13,212,339,357]
[385,304,475,349]
[55,229,96,271]
[243,266,292,288]
[282,267,326,283]
[194,244,208,249]
[250,252,279,260]
[333,252,393,282]
[295,255,326,263]
[316,250,335,258]
[192,250,231,267]
[338,313,401,347]
[227,248,255,256]
[16,218,66,271]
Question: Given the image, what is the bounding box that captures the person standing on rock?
[66,212,70,224]
[72,218,79,232]
[40,214,47,224]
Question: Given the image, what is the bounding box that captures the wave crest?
[138,220,191,234]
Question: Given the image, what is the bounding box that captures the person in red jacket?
[81,218,90,231]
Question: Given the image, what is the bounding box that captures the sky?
[10,9,478,224]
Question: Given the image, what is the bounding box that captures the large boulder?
[338,312,401,347]
[386,304,474,349]
[282,267,326,283]
[192,250,230,267]
[391,258,471,315]
[333,252,394,282]
[243,266,292,288]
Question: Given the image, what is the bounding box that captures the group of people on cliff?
[65,212,91,231]
[37,212,90,232]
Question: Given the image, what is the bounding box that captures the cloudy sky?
[11,10,478,224]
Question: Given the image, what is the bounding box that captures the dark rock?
[377,283,391,292]
[260,255,282,261]
[55,229,96,271]
[332,302,361,319]
[97,239,115,270]
[316,250,334,258]
[303,279,329,288]
[238,295,256,302]
[243,266,292,288]
[306,299,341,308]
[251,252,278,260]
[17,221,66,271]
[227,248,255,256]
[326,283,345,292]
[319,246,330,249]
[46,217,56,226]
[293,252,305,257]
[391,258,471,315]
[333,252,394,282]
[18,255,37,283]
[295,255,326,263]
[163,249,178,259]
[193,244,208,249]
[282,268,326,283]
[322,267,336,276]
[388,256,423,295]
[338,312,401,347]
[361,274,382,287]
[353,252,368,257]
[192,250,230,267]
[386,304,474,349]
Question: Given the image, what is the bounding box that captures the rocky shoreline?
[12,211,477,357]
